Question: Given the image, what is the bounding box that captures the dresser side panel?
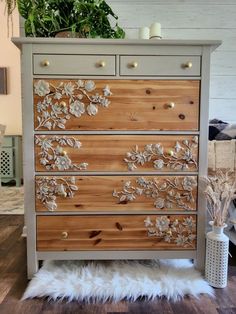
[196,46,212,271]
[22,44,38,278]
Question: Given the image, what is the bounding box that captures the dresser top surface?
[12,37,221,50]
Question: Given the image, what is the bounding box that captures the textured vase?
[205,221,229,288]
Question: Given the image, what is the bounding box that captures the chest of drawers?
[13,38,221,278]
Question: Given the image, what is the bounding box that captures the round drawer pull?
[129,61,138,69]
[41,60,50,67]
[183,61,193,69]
[97,61,106,68]
[166,102,175,109]
[168,150,174,156]
[61,231,68,239]
[59,101,67,108]
[62,150,67,156]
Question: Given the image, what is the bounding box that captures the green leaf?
[17,0,125,38]
[17,0,32,19]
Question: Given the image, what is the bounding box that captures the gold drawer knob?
[61,231,68,239]
[168,150,174,156]
[183,61,193,69]
[62,150,67,156]
[41,60,50,67]
[166,102,175,109]
[129,61,138,69]
[97,61,106,68]
[59,101,67,108]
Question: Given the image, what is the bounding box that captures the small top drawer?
[33,54,116,76]
[120,56,201,76]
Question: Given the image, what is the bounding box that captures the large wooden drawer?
[37,214,197,251]
[33,79,199,131]
[35,175,198,212]
[120,56,201,76]
[34,135,198,172]
[33,54,116,76]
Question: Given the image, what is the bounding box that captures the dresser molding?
[13,38,221,278]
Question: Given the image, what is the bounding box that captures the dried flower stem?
[202,170,236,227]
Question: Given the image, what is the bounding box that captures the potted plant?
[2,0,125,38]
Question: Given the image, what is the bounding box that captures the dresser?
[13,38,221,278]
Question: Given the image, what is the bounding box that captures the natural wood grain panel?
[36,215,197,251]
[34,135,199,172]
[35,175,198,212]
[33,79,199,131]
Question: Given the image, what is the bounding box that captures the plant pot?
[55,31,84,38]
[205,221,229,288]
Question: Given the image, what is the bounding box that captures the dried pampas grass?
[202,170,236,227]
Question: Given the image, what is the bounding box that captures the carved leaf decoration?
[34,79,112,130]
[113,177,197,211]
[144,215,196,248]
[87,103,98,116]
[35,135,88,171]
[124,137,198,171]
[36,176,79,211]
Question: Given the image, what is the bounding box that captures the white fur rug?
[22,259,214,302]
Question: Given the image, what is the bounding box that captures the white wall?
[108,0,236,123]
[0,3,21,135]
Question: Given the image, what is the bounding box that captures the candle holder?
[149,22,162,40]
[150,36,162,40]
[139,27,150,40]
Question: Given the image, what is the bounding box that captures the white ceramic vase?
[205,221,229,288]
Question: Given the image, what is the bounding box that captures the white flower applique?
[34,79,112,130]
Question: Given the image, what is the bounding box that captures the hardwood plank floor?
[0,215,236,314]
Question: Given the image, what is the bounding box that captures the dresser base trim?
[37,250,197,260]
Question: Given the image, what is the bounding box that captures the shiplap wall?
[107,0,236,123]
[19,0,236,123]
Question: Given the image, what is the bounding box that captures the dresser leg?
[27,257,39,279]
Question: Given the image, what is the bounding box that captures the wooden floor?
[0,215,236,314]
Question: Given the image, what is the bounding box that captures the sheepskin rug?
[22,259,214,302]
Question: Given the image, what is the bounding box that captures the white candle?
[139,27,150,39]
[149,22,162,39]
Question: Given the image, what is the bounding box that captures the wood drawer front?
[35,175,198,212]
[33,79,199,131]
[33,54,116,76]
[120,56,201,76]
[37,214,197,251]
[35,135,198,172]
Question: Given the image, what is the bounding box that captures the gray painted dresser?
[13,38,221,278]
